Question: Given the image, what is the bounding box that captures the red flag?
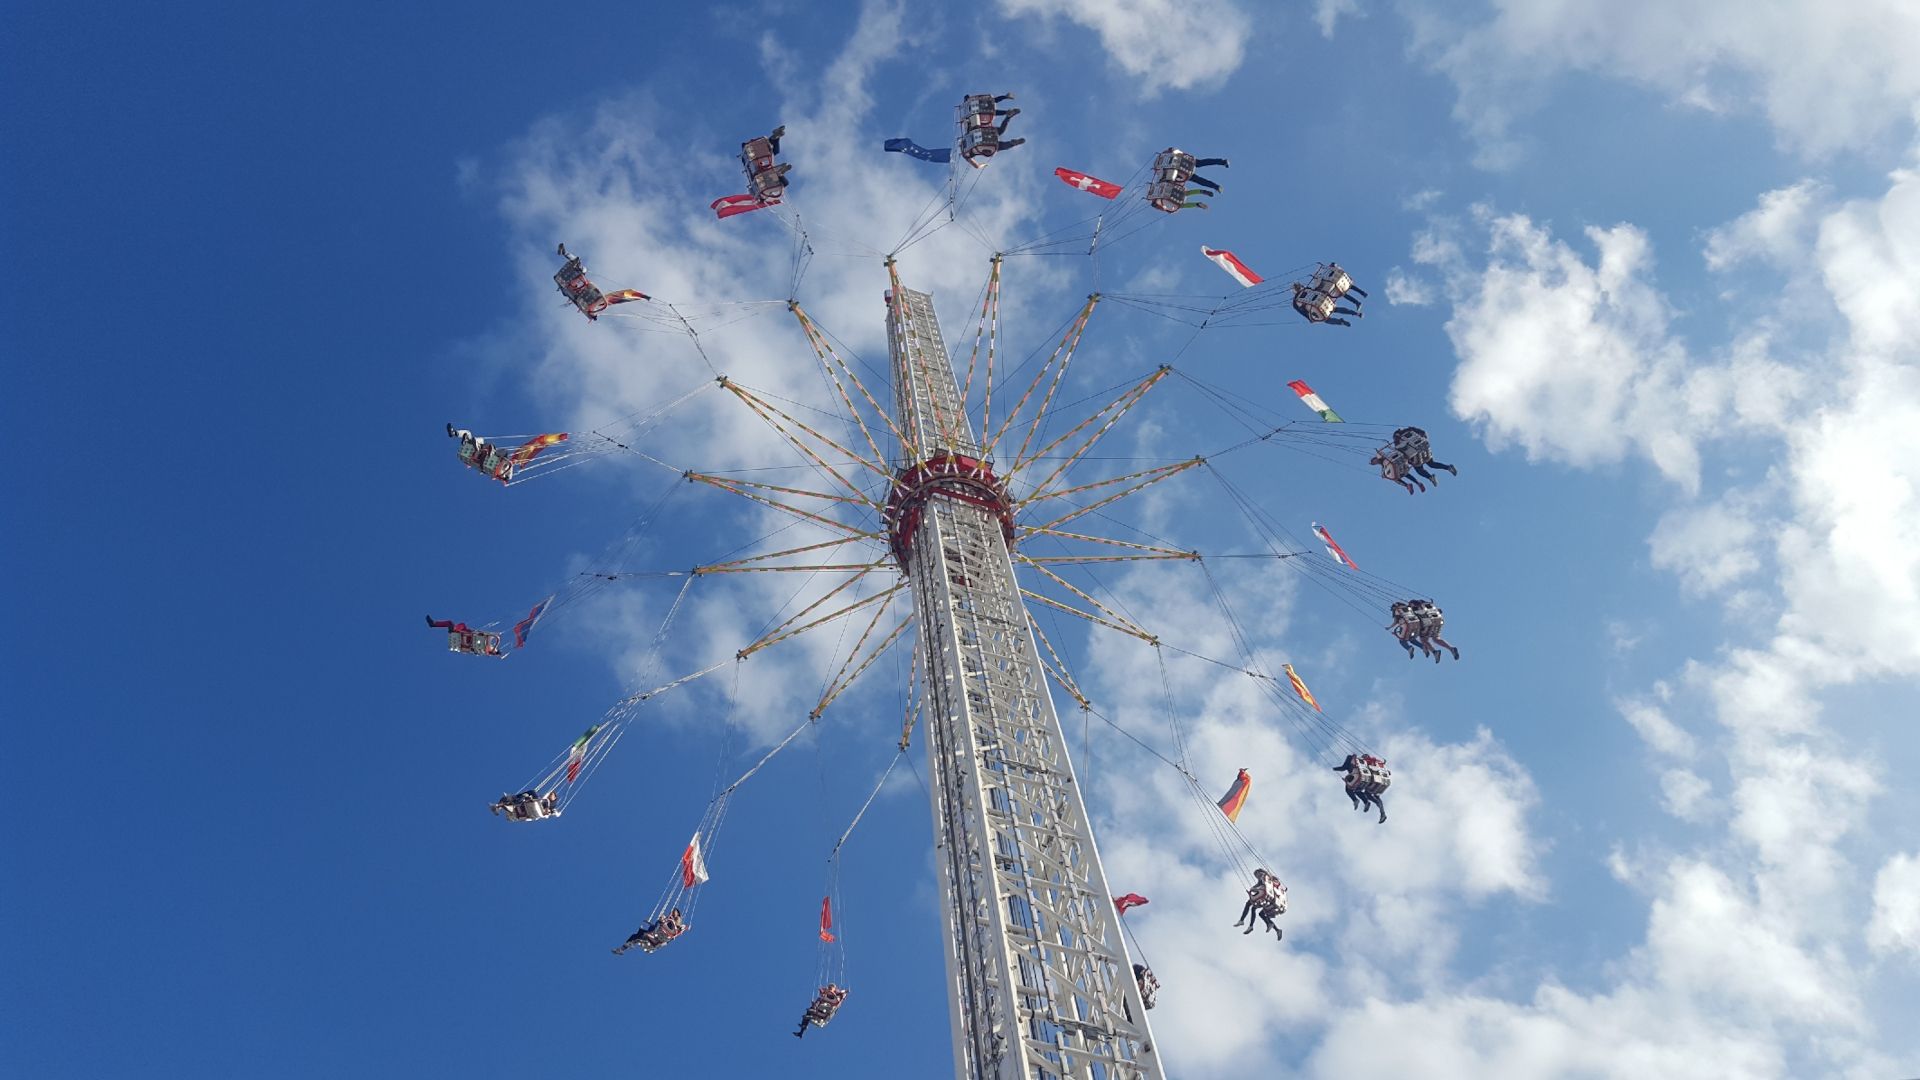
[1216,768,1252,823]
[1113,893,1150,915]
[711,193,768,219]
[819,896,836,942]
[1054,167,1122,199]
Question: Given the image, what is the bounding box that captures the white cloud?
[1443,216,1706,490]
[1658,768,1711,821]
[1374,138,1920,1078]
[1406,0,1920,165]
[1383,265,1435,306]
[1867,852,1920,959]
[1313,0,1360,38]
[1704,180,1831,271]
[995,0,1252,93]
[1619,698,1695,758]
[1649,495,1766,596]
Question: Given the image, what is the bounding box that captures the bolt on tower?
[883,278,1164,1080]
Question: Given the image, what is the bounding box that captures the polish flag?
[1201,247,1263,287]
[681,832,710,888]
[1053,167,1121,199]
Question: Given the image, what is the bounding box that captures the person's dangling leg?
[1187,174,1220,192]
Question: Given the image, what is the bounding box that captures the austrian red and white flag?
[681,832,710,888]
[710,193,767,220]
[1201,246,1263,287]
[1053,167,1122,199]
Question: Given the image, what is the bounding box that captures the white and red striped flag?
[1201,246,1263,287]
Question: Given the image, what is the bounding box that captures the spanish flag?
[1216,768,1252,823]
[1283,663,1321,712]
[508,431,569,468]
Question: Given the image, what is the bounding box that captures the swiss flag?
[1053,167,1121,200]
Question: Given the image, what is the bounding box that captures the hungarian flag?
[565,723,600,783]
[508,432,568,468]
[1054,167,1121,199]
[1282,664,1321,712]
[1216,769,1252,822]
[512,595,553,648]
[1286,380,1344,423]
[681,832,710,888]
[605,288,651,305]
[1201,246,1263,287]
[711,193,767,220]
[819,896,836,942]
[1113,893,1150,915]
[1311,522,1359,570]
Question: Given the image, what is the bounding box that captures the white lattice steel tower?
[883,277,1164,1080]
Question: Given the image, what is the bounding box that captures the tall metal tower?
[883,276,1164,1080]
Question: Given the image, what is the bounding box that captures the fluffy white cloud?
[1406,0,1920,165]
[1658,768,1712,821]
[1619,698,1696,758]
[1867,852,1920,959]
[1649,496,1766,596]
[995,0,1252,93]
[1442,216,1706,490]
[1383,265,1435,306]
[1704,180,1830,271]
[1374,136,1920,1078]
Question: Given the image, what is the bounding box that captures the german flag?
[1216,768,1252,823]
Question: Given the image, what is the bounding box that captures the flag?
[1282,663,1321,712]
[605,288,650,305]
[1113,893,1150,915]
[1285,379,1344,423]
[508,432,569,468]
[819,896,836,942]
[711,193,768,219]
[565,723,600,783]
[1216,769,1252,822]
[884,137,952,164]
[1054,167,1122,199]
[512,595,553,648]
[1201,246,1263,287]
[1311,522,1359,570]
[681,832,710,888]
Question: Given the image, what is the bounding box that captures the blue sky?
[6,2,1920,1078]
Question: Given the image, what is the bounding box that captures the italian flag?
[1286,380,1344,423]
[565,724,599,783]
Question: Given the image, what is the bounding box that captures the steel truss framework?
[685,258,1197,1079]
